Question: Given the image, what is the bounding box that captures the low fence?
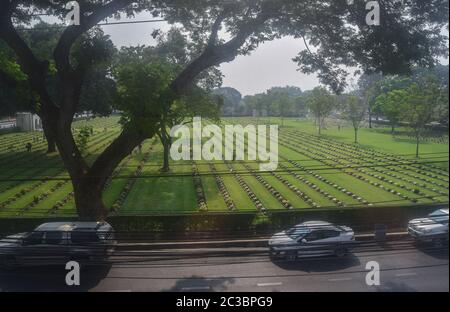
[0,123,17,133]
[370,119,449,131]
[0,203,447,240]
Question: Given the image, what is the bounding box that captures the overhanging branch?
[54,0,134,79]
[207,10,228,48]
[0,69,18,88]
[53,0,134,118]
[170,10,273,95]
[0,8,54,109]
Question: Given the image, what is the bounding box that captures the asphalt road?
[0,239,447,292]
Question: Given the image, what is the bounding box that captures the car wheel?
[285,251,297,262]
[334,247,347,258]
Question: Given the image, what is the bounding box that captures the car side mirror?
[299,238,307,244]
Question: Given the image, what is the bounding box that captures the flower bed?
[241,163,293,210]
[192,162,208,212]
[0,129,119,211]
[268,169,320,207]
[225,162,264,212]
[281,160,369,206]
[279,134,419,203]
[110,142,155,214]
[282,131,446,203]
[209,163,236,211]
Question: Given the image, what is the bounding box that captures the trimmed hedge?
[0,203,447,240]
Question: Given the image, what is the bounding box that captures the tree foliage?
[343,95,366,143]
[307,86,335,135]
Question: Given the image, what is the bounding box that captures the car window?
[429,211,449,224]
[44,231,63,245]
[322,230,340,239]
[429,210,448,218]
[71,231,100,244]
[23,231,44,245]
[305,230,324,242]
[286,226,309,239]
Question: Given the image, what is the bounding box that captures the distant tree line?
[214,86,307,122]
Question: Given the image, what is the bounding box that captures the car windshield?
[285,226,310,239]
[428,210,449,223]
[23,231,44,245]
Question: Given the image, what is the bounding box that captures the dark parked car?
[0,221,116,269]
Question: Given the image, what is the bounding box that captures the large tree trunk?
[73,177,108,221]
[368,107,372,129]
[416,134,420,158]
[72,129,147,220]
[158,127,171,172]
[354,128,358,143]
[42,121,57,153]
[49,110,107,220]
[318,116,323,135]
[162,141,170,172]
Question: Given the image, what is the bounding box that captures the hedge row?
[0,203,447,240]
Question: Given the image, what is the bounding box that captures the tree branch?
[88,129,147,183]
[302,34,313,55]
[0,6,53,108]
[170,10,273,95]
[207,10,228,48]
[53,0,134,121]
[54,0,134,78]
[0,68,18,88]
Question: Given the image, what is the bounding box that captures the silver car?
[408,208,449,245]
[268,221,355,260]
[0,221,116,269]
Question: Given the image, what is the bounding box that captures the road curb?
[117,232,409,250]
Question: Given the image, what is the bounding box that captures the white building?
[16,112,42,132]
